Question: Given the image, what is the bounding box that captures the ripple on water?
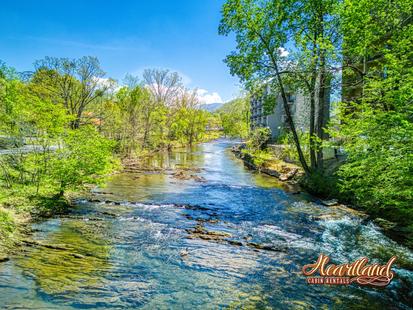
[2,140,413,309]
[319,217,413,267]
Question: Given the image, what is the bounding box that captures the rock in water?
[71,253,86,259]
[373,218,397,231]
[321,199,338,206]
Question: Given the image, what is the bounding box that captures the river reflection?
[0,139,412,309]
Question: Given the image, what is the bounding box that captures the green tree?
[330,0,413,231]
[219,0,308,173]
[173,89,208,145]
[287,0,339,171]
[218,97,250,138]
[115,85,154,154]
[143,69,183,148]
[32,56,113,129]
[0,61,116,214]
[19,93,70,193]
[219,0,340,174]
[50,126,115,196]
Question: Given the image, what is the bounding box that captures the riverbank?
[232,143,413,249]
[0,134,221,259]
[0,145,198,259]
[231,143,303,182]
[0,185,86,260]
[0,174,115,261]
[1,139,411,308]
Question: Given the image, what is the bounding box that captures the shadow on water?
[0,139,412,309]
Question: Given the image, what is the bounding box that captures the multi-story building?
[250,88,312,140]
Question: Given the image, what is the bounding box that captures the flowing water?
[0,140,412,309]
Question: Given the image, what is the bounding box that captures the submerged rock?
[246,242,287,252]
[321,199,339,206]
[101,211,118,217]
[71,253,86,259]
[194,217,219,224]
[373,218,397,231]
[180,248,189,257]
[104,200,121,206]
[192,175,207,183]
[330,204,368,219]
[227,240,243,246]
[22,270,36,278]
[172,170,190,180]
[182,204,211,211]
[172,170,206,182]
[243,235,253,241]
[39,243,70,251]
[93,191,114,195]
[186,224,288,253]
[21,239,70,251]
[186,225,232,242]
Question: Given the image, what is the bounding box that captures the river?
[0,140,412,309]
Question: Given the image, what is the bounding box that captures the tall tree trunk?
[309,74,317,171]
[142,113,151,148]
[71,109,83,129]
[257,29,310,174]
[315,6,330,173]
[308,33,319,172]
[274,64,310,175]
[316,52,327,172]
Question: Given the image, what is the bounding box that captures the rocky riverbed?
[0,140,412,309]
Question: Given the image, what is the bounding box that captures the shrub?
[248,127,271,151]
[50,126,116,196]
[0,208,15,235]
[278,131,310,163]
[300,171,340,198]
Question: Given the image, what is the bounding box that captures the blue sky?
[0,0,240,103]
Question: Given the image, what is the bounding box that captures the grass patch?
[0,208,16,235]
[242,149,301,172]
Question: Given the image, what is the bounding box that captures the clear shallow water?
[0,140,412,309]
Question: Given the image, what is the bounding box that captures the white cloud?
[94,77,113,88]
[278,47,289,57]
[196,89,224,104]
[93,77,121,93]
